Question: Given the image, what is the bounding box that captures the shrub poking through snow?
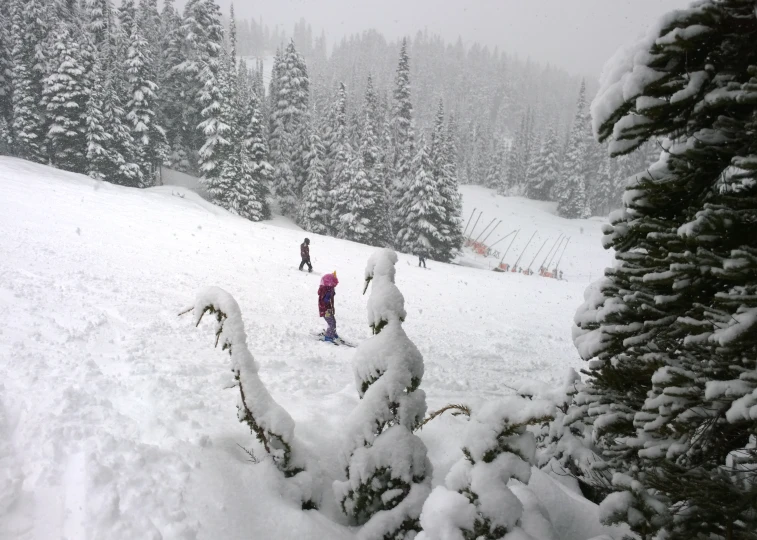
[334,248,432,539]
[418,396,555,540]
[183,286,314,507]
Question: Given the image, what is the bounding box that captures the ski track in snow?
[0,157,615,539]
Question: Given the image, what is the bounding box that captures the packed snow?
[1,157,618,539]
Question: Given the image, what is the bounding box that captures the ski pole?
[540,233,563,271]
[487,229,517,250]
[498,229,520,268]
[547,236,567,270]
[462,207,477,237]
[480,220,502,245]
[526,237,549,273]
[554,237,571,271]
[473,218,497,244]
[512,230,537,270]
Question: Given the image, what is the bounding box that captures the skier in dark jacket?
[299,238,312,272]
[417,248,427,268]
[318,272,339,341]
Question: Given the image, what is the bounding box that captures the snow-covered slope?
[0,157,616,539]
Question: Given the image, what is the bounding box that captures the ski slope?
[0,157,618,540]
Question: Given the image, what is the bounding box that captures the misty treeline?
[0,0,657,259]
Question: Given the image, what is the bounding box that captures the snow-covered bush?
[334,249,432,538]
[417,396,555,540]
[185,286,314,508]
[518,369,609,501]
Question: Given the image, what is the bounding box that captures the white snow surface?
[1,158,618,539]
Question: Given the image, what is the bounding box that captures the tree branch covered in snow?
[183,286,314,507]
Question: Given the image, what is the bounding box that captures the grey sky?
[224,0,690,78]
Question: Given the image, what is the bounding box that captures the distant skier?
[299,238,312,272]
[417,248,427,268]
[318,271,339,341]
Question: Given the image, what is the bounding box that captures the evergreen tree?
[9,0,48,163]
[125,19,167,186]
[85,46,141,186]
[117,0,136,40]
[268,39,309,216]
[334,249,431,538]
[235,88,271,221]
[390,39,415,246]
[43,22,90,174]
[555,82,589,218]
[395,139,445,256]
[198,48,235,205]
[526,127,560,200]
[173,0,225,166]
[430,99,463,261]
[299,126,330,234]
[574,2,757,537]
[85,0,116,49]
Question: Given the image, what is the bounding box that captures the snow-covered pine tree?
[298,124,330,234]
[234,88,271,221]
[9,0,48,163]
[199,46,236,207]
[525,127,560,201]
[173,0,225,167]
[395,138,445,258]
[337,151,387,246]
[430,99,463,261]
[334,249,431,538]
[389,39,415,245]
[268,39,309,216]
[156,0,185,165]
[125,18,167,186]
[0,1,11,153]
[588,151,615,216]
[43,22,91,174]
[555,81,589,218]
[322,81,348,189]
[117,0,136,40]
[417,396,555,540]
[85,0,116,49]
[576,1,757,536]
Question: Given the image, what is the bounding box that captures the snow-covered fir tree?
[0,1,11,153]
[234,88,271,221]
[198,48,235,205]
[554,81,589,218]
[389,39,415,244]
[395,138,446,258]
[526,127,560,201]
[85,45,141,186]
[298,124,330,234]
[334,249,431,538]
[125,19,167,186]
[268,39,309,216]
[430,99,463,261]
[573,1,757,536]
[9,0,49,163]
[43,22,91,174]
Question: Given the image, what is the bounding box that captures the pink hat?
[321,272,338,287]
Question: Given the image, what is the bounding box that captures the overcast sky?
[224,0,690,78]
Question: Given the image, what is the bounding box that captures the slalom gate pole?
[540,233,563,271]
[467,211,483,241]
[462,207,477,237]
[546,235,566,269]
[554,237,571,271]
[526,237,549,273]
[473,218,497,244]
[498,229,520,267]
[487,229,517,250]
[480,220,502,245]
[512,230,537,269]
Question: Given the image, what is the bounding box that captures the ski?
[311,331,357,348]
